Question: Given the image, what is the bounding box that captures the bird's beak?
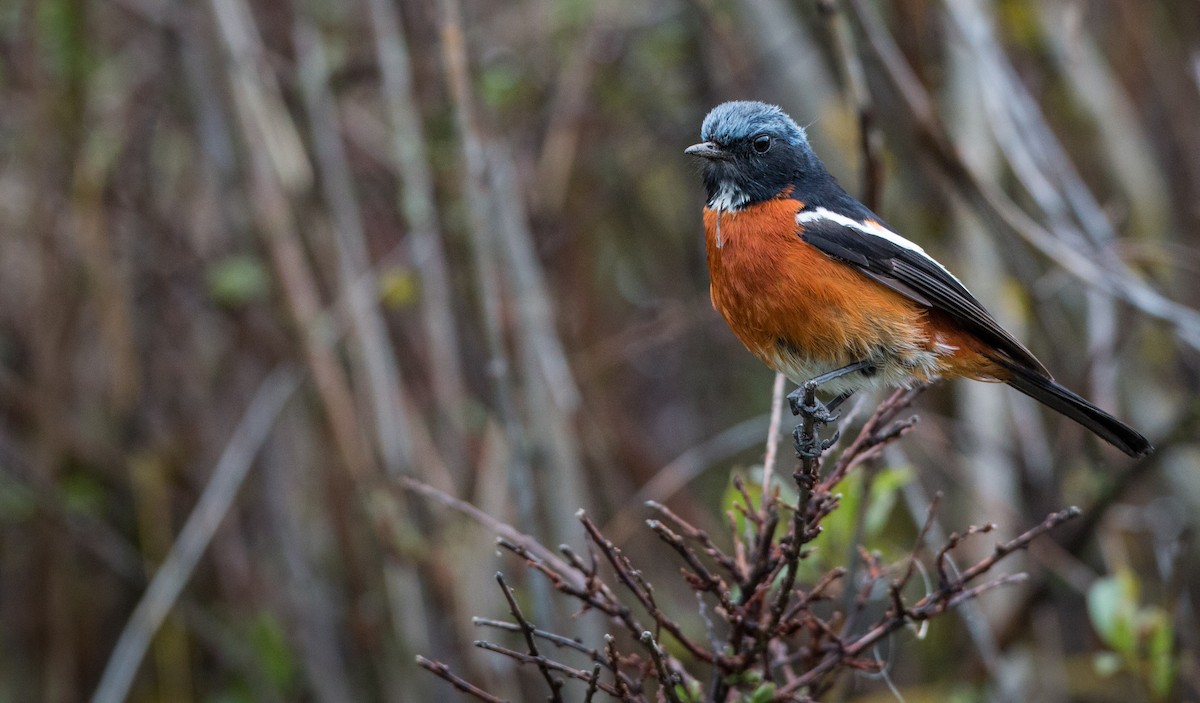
[684,141,730,160]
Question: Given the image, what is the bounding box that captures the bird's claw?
[786,386,840,423]
[791,409,842,458]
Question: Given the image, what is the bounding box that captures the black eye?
[752,134,771,153]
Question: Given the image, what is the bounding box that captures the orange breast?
[704,197,996,387]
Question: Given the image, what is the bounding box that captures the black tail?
[993,358,1152,458]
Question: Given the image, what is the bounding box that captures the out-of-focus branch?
[487,149,591,553]
[844,0,1200,353]
[92,368,300,703]
[761,372,787,512]
[207,0,375,478]
[365,0,469,468]
[608,413,769,541]
[398,477,580,586]
[294,21,412,477]
[436,0,544,575]
[818,0,883,210]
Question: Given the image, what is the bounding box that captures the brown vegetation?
[0,0,1197,701]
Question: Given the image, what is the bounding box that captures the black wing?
[799,215,1050,376]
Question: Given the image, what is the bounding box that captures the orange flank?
[704,196,1004,389]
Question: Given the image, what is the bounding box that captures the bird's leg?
[787,361,873,459]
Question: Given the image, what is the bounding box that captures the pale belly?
[758,335,946,396]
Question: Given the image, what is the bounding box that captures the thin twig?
[640,631,684,703]
[472,617,643,694]
[953,507,1080,585]
[473,617,591,656]
[415,657,509,703]
[647,520,735,613]
[583,664,602,703]
[495,573,564,702]
[899,491,942,589]
[400,477,577,581]
[605,635,635,702]
[778,506,1080,694]
[645,501,742,582]
[935,523,996,588]
[823,387,923,492]
[580,515,716,664]
[473,641,626,697]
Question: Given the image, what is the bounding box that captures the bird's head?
[685,101,821,212]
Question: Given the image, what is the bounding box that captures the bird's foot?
[787,383,840,423]
[788,385,847,458]
[792,422,841,459]
[785,361,872,460]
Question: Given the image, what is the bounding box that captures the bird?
[685,100,1151,458]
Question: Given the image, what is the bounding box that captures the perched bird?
[686,100,1151,458]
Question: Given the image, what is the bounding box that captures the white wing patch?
[795,207,963,284]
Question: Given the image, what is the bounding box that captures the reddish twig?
[778,507,1080,695]
[473,641,624,698]
[415,656,509,703]
[580,514,717,664]
[645,500,742,582]
[640,631,684,703]
[605,635,636,702]
[495,572,564,702]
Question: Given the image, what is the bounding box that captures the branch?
[580,514,717,664]
[777,506,1080,695]
[495,572,564,702]
[641,631,684,703]
[415,657,509,703]
[92,368,300,703]
[473,641,624,698]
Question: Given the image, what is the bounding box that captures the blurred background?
[1,0,1198,700]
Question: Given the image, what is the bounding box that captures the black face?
[688,131,816,209]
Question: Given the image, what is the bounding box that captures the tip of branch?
[575,508,586,518]
[1066,506,1081,518]
[644,500,663,508]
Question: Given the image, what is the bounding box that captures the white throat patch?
[708,180,748,213]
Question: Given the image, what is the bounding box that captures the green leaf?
[1146,612,1176,700]
[247,611,297,690]
[1093,651,1122,678]
[207,256,270,307]
[378,267,419,309]
[0,473,37,523]
[747,681,777,703]
[1087,570,1138,653]
[863,465,912,539]
[62,472,105,516]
